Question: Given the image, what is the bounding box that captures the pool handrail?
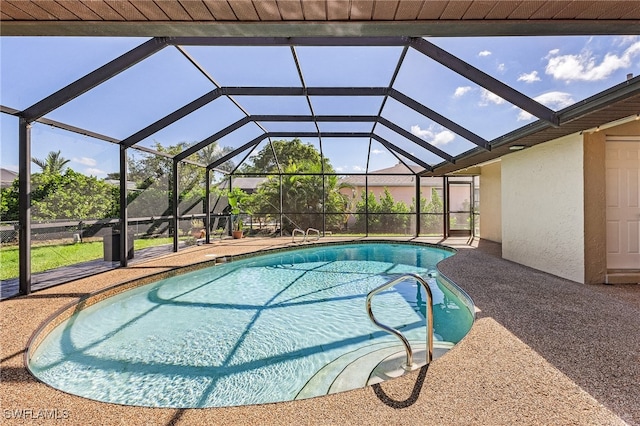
[304,228,320,242]
[292,228,305,243]
[366,273,433,370]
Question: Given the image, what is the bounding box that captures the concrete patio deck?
[1,237,638,425]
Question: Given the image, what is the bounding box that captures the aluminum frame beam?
[119,145,128,267]
[207,135,267,170]
[175,116,252,161]
[264,132,372,138]
[170,37,411,47]
[2,106,206,169]
[205,131,435,171]
[18,118,31,295]
[376,117,455,163]
[371,134,432,172]
[21,38,169,122]
[117,84,487,165]
[409,37,559,126]
[121,88,222,148]
[426,76,640,175]
[389,89,491,150]
[198,114,454,163]
[218,87,389,97]
[176,109,466,167]
[179,114,460,170]
[251,115,379,122]
[371,45,410,172]
[172,160,179,252]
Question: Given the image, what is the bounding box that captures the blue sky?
[1,35,639,177]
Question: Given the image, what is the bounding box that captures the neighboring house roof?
[371,163,424,175]
[341,174,415,187]
[0,168,18,188]
[217,177,268,193]
[340,163,443,187]
[104,179,140,191]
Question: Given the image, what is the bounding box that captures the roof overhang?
[424,76,640,176]
[2,1,640,37]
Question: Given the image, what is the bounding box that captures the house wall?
[342,185,432,209]
[367,186,416,207]
[593,119,640,276]
[479,161,502,243]
[583,130,607,284]
[502,133,585,283]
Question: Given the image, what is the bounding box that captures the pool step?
[365,342,453,386]
[295,341,396,400]
[295,340,453,400]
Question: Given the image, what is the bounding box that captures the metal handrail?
[366,273,433,370]
[292,228,305,243]
[304,227,320,242]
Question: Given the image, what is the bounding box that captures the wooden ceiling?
[2,0,640,36]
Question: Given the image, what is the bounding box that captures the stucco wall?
[479,161,502,243]
[502,134,585,283]
[583,130,606,284]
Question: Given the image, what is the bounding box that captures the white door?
[606,137,640,269]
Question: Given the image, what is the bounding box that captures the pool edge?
[24,239,475,404]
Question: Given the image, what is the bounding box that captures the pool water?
[28,243,474,408]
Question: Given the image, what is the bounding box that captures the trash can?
[103,232,134,261]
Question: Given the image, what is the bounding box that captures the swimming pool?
[27,242,474,408]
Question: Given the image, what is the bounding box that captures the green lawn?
[0,237,174,280]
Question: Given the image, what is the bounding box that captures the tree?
[126,141,234,218]
[198,143,235,171]
[32,169,118,220]
[354,188,410,234]
[254,161,326,232]
[354,190,379,233]
[242,140,347,233]
[32,150,70,174]
[379,188,410,232]
[239,139,330,173]
[1,169,118,222]
[420,188,444,235]
[0,181,19,221]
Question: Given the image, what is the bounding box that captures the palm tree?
[197,142,234,172]
[32,150,70,174]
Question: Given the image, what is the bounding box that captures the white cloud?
[352,166,365,172]
[371,149,384,155]
[410,125,455,146]
[517,70,541,83]
[545,41,640,82]
[497,63,506,72]
[85,167,107,176]
[478,50,492,57]
[517,91,575,121]
[73,157,97,167]
[411,125,431,139]
[335,166,345,172]
[479,89,505,106]
[454,86,473,97]
[433,131,455,146]
[614,35,639,47]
